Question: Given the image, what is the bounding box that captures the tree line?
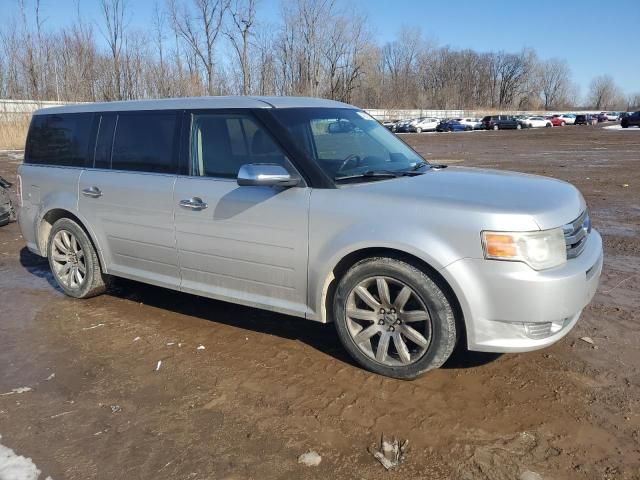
[1,0,638,111]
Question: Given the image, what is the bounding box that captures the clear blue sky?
[9,0,640,97]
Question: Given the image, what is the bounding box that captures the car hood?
[345,166,585,230]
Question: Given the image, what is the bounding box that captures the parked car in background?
[18,96,603,379]
[574,114,596,126]
[521,116,552,128]
[410,117,439,133]
[436,120,473,132]
[557,114,576,125]
[604,112,619,121]
[621,111,640,128]
[596,113,609,123]
[394,119,417,133]
[481,115,521,130]
[0,177,15,227]
[550,115,569,127]
[382,120,398,132]
[457,118,483,130]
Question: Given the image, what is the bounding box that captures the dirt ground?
[0,125,639,479]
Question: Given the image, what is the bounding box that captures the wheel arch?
[37,208,107,272]
[318,247,465,343]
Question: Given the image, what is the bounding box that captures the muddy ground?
[0,125,639,479]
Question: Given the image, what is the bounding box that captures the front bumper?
[441,230,603,352]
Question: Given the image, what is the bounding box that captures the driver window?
[191,113,291,178]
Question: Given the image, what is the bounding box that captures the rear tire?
[561,121,566,126]
[47,218,107,299]
[333,257,457,379]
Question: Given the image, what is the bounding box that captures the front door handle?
[82,186,102,198]
[179,197,208,211]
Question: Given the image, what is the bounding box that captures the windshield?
[270,108,428,182]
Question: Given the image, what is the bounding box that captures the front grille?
[562,210,590,259]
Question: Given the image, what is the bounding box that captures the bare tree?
[99,0,128,99]
[225,0,257,95]
[169,0,229,95]
[538,58,571,110]
[626,92,640,111]
[0,1,617,111]
[588,75,621,110]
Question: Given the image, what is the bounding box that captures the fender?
[307,221,464,323]
[35,192,108,273]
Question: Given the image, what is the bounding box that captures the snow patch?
[0,434,52,480]
[0,388,32,397]
[603,125,640,131]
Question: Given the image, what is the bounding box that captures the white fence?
[364,108,604,121]
[0,99,82,121]
[0,98,603,122]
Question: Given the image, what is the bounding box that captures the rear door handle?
[82,186,102,198]
[179,197,208,211]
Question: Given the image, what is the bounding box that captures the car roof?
[33,96,356,115]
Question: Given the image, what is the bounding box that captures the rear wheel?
[47,218,107,298]
[333,257,457,379]
[561,121,566,126]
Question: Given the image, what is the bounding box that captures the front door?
[174,111,310,317]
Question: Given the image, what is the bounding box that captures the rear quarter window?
[25,113,93,167]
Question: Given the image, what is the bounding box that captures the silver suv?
[17,97,603,379]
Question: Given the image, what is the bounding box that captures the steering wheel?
[337,154,361,173]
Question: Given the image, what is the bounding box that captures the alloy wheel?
[51,229,87,289]
[345,276,432,366]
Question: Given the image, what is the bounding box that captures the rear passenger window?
[111,112,178,173]
[26,113,93,167]
[191,113,290,178]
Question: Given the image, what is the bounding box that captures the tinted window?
[191,113,290,178]
[111,112,178,173]
[26,113,93,167]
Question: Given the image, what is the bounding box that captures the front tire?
[333,257,457,379]
[415,127,422,133]
[493,125,499,131]
[47,218,107,298]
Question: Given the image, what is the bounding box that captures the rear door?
[173,110,310,317]
[78,111,181,289]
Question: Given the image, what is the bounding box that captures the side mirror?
[237,164,300,187]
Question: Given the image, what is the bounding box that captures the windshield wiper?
[335,170,401,182]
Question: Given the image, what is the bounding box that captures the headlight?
[482,228,567,270]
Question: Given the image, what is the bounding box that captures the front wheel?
[493,125,499,131]
[47,218,108,298]
[333,257,457,379]
[516,124,522,130]
[415,127,422,133]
